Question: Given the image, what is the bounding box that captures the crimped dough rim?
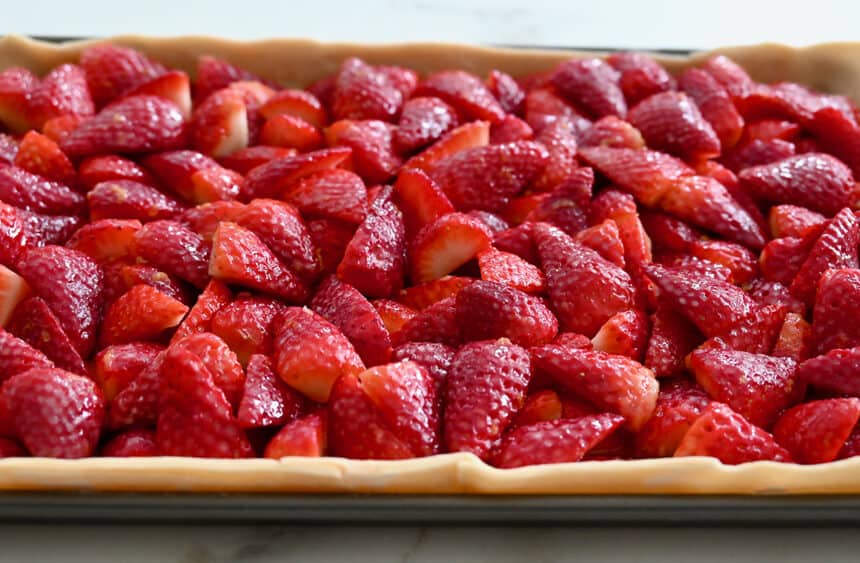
[1,34,859,495]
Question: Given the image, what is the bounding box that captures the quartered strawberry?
[486,69,525,114]
[531,118,578,191]
[124,70,192,119]
[372,299,417,337]
[409,212,492,283]
[579,146,691,206]
[476,247,545,293]
[237,354,304,428]
[523,87,592,134]
[742,119,802,144]
[0,328,53,383]
[759,236,813,286]
[80,44,166,106]
[550,58,626,119]
[700,55,754,98]
[181,200,245,240]
[674,402,791,464]
[502,193,546,225]
[773,398,860,464]
[812,268,860,354]
[578,115,645,149]
[87,180,185,222]
[0,67,38,133]
[187,166,242,204]
[93,341,163,401]
[189,87,248,158]
[489,114,533,144]
[808,106,860,177]
[0,202,29,267]
[219,145,296,175]
[260,88,328,129]
[591,309,648,361]
[264,411,327,458]
[99,284,188,346]
[330,57,403,122]
[799,347,860,396]
[607,52,675,106]
[306,218,355,277]
[392,295,461,347]
[78,155,157,191]
[7,296,86,375]
[768,205,826,239]
[171,280,232,342]
[690,240,758,285]
[634,379,710,458]
[0,165,84,216]
[721,138,797,172]
[259,114,323,151]
[643,263,754,337]
[512,389,593,427]
[273,307,365,403]
[677,68,744,149]
[170,332,245,409]
[391,341,455,398]
[404,120,490,172]
[660,254,733,284]
[13,131,76,186]
[533,223,636,337]
[283,168,367,226]
[628,91,721,162]
[0,264,30,326]
[241,146,352,200]
[105,347,164,429]
[392,167,454,237]
[705,303,786,355]
[16,245,103,357]
[470,210,512,234]
[157,342,252,458]
[41,114,84,143]
[574,220,626,268]
[415,70,504,123]
[790,208,859,306]
[18,210,83,248]
[325,119,402,184]
[0,367,104,458]
[116,264,192,306]
[337,186,406,298]
[396,275,473,310]
[772,312,813,361]
[394,96,459,154]
[495,413,625,468]
[133,220,211,288]
[195,55,265,104]
[142,150,218,201]
[210,297,285,366]
[589,189,653,268]
[101,429,158,457]
[61,95,185,157]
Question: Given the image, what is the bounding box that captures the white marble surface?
[3,1,860,561]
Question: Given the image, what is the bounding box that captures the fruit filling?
[0,44,859,467]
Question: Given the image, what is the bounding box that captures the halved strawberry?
[811,268,860,354]
[272,306,365,403]
[372,299,417,337]
[396,275,473,310]
[690,239,758,285]
[80,44,166,106]
[628,91,721,162]
[260,89,328,129]
[306,218,356,277]
[394,96,459,154]
[391,341,454,398]
[574,220,626,268]
[0,328,53,383]
[390,167,455,240]
[122,70,191,119]
[486,69,525,114]
[578,115,645,149]
[237,354,304,429]
[93,342,163,401]
[0,166,84,216]
[181,201,245,241]
[393,296,461,347]
[523,87,592,133]
[283,168,367,226]
[640,211,702,254]
[142,150,218,201]
[551,58,626,119]
[677,68,744,149]
[264,412,326,458]
[259,114,323,151]
[415,70,504,123]
[87,180,185,222]
[133,220,211,288]
[171,332,245,409]
[700,55,754,98]
[78,155,157,191]
[705,303,786,355]
[210,296,286,366]
[591,309,649,361]
[531,119,578,191]
[325,119,402,184]
[61,95,185,157]
[171,279,232,342]
[189,87,248,157]
[6,296,86,375]
[13,131,76,186]
[195,55,265,104]
[101,429,158,457]
[768,205,826,239]
[772,312,813,361]
[773,398,860,464]
[634,379,710,458]
[105,348,164,429]
[242,146,352,200]
[808,106,860,177]
[115,264,191,305]
[674,402,791,464]
[799,346,860,396]
[331,57,403,122]
[219,145,296,175]
[99,284,189,346]
[404,120,490,172]
[489,114,533,144]
[721,138,797,172]
[759,235,813,286]
[589,189,653,268]
[607,52,675,106]
[476,247,545,293]
[0,67,38,133]
[1,367,104,458]
[409,212,492,283]
[790,208,859,306]
[187,166,242,204]
[533,223,636,337]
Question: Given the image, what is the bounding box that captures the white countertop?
[2,1,859,561]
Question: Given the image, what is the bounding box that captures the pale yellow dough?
[0,35,859,495]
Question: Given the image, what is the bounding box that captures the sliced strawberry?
[0,67,38,134]
[106,349,164,429]
[674,402,791,464]
[578,115,645,149]
[0,264,29,326]
[209,296,285,366]
[237,354,304,429]
[99,284,188,346]
[628,91,721,162]
[114,263,191,306]
[87,180,185,222]
[721,138,797,172]
[607,52,675,106]
[264,411,327,458]
[306,218,355,277]
[93,342,163,402]
[242,146,352,200]
[78,155,157,191]
[259,89,328,129]
[13,131,76,186]
[572,220,625,268]
[790,208,859,306]
[396,275,473,310]
[6,296,86,375]
[61,95,185,157]
[172,280,232,342]
[533,223,636,337]
[142,150,218,201]
[123,70,191,119]
[677,68,744,149]
[773,398,860,464]
[523,87,592,133]
[690,240,758,285]
[331,58,403,122]
[409,212,492,283]
[640,211,702,253]
[0,328,53,383]
[404,120,490,172]
[489,114,533,144]
[530,119,578,191]
[634,379,710,458]
[187,166,242,204]
[1,367,104,458]
[189,87,247,158]
[170,332,245,409]
[394,96,459,154]
[195,55,265,104]
[768,205,826,239]
[372,299,417,337]
[259,114,323,151]
[591,309,649,361]
[551,58,626,119]
[377,65,419,99]
[101,429,158,457]
[181,200,245,240]
[0,165,84,216]
[325,119,402,184]
[391,167,454,237]
[772,312,814,361]
[700,55,754,98]
[759,236,813,286]
[219,145,296,175]
[133,220,210,288]
[415,70,504,123]
[392,296,461,347]
[799,346,860,396]
[811,269,860,354]
[41,114,84,143]
[707,303,786,355]
[273,307,364,402]
[487,69,526,114]
[808,106,860,177]
[476,247,545,293]
[456,280,557,347]
[391,341,455,398]
[80,44,166,106]
[283,169,367,226]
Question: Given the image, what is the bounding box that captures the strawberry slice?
[6,296,86,375]
[607,52,675,106]
[0,67,38,134]
[331,57,403,122]
[677,68,744,149]
[242,146,352,200]
[688,348,801,428]
[273,307,365,402]
[591,309,649,361]
[182,200,246,241]
[123,70,192,119]
[101,429,158,457]
[674,402,791,464]
[405,120,490,172]
[80,44,166,106]
[0,264,30,326]
[1,367,104,458]
[93,342,163,402]
[534,223,636,337]
[264,412,326,458]
[772,312,814,361]
[409,212,492,283]
[391,167,454,239]
[99,284,189,346]
[628,91,721,162]
[189,87,248,158]
[476,247,545,293]
[494,414,625,468]
[573,220,626,268]
[171,281,231,344]
[489,114,533,144]
[259,114,323,151]
[550,58,626,119]
[391,341,455,398]
[579,115,645,149]
[260,89,328,129]
[0,166,84,216]
[0,328,53,383]
[790,208,859,306]
[195,55,265,104]
[133,220,211,288]
[337,186,406,298]
[61,95,185,157]
[372,299,417,336]
[16,245,103,357]
[142,150,219,201]
[429,140,549,212]
[13,131,76,186]
[768,205,826,239]
[393,296,461,347]
[415,70,504,123]
[78,155,157,191]
[237,354,304,429]
[87,180,185,222]
[325,119,402,184]
[210,296,286,366]
[634,379,710,458]
[156,342,252,458]
[811,268,860,354]
[739,153,854,216]
[773,398,860,464]
[799,347,860,396]
[394,96,459,154]
[443,340,531,459]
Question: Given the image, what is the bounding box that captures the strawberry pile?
[0,44,859,468]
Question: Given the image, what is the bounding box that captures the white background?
[2,1,860,561]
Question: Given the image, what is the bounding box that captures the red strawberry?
[171,332,245,409]
[551,58,626,119]
[210,296,286,366]
[688,348,801,428]
[634,379,710,458]
[273,307,365,402]
[391,341,455,398]
[404,120,490,172]
[690,240,758,285]
[181,200,245,240]
[0,166,84,216]
[812,268,860,354]
[0,133,18,163]
[61,95,185,157]
[591,309,649,361]
[93,342,163,401]
[142,150,218,201]
[455,280,558,347]
[124,70,192,119]
[476,247,545,293]
[325,119,402,184]
[13,131,76,186]
[99,284,189,346]
[0,264,30,326]
[80,44,166,106]
[195,55,266,104]
[189,87,251,158]
[531,118,578,191]
[219,145,296,175]
[768,205,826,239]
[706,303,786,355]
[759,236,813,286]
[133,220,211,288]
[393,295,461,347]
[579,115,645,149]
[17,210,83,247]
[242,146,352,200]
[512,390,594,427]
[259,114,323,151]
[260,89,328,129]
[640,211,703,253]
[429,140,549,212]
[284,169,367,226]
[739,153,853,216]
[0,328,53,383]
[443,340,531,459]
[0,67,38,133]
[628,91,721,162]
[607,52,675,106]
[790,208,859,306]
[394,96,459,154]
[116,264,191,306]
[489,114,533,144]
[87,180,185,222]
[41,115,84,143]
[533,223,636,337]
[337,186,406,298]
[773,398,860,464]
[373,299,417,336]
[523,87,592,133]
[30,63,94,128]
[674,402,791,464]
[106,349,164,429]
[743,119,802,143]
[721,138,797,172]
[574,220,626,268]
[156,343,252,458]
[78,155,157,191]
[486,69,526,114]
[392,167,454,237]
[1,367,104,458]
[171,280,232,342]
[396,275,473,310]
[6,296,86,375]
[700,55,754,98]
[415,70,504,123]
[799,347,860,396]
[264,411,327,458]
[808,106,860,177]
[772,312,813,361]
[0,202,30,267]
[186,166,243,204]
[101,429,158,457]
[237,354,304,428]
[409,212,492,283]
[16,245,103,357]
[589,189,653,268]
[677,68,744,149]
[330,58,403,122]
[306,218,355,277]
[0,438,25,457]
